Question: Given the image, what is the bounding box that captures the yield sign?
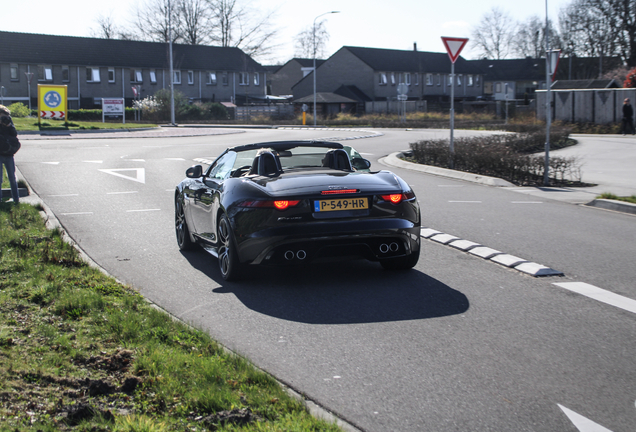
[441,37,469,63]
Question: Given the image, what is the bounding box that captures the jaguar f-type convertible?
[175,141,421,280]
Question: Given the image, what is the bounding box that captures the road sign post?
[441,37,469,169]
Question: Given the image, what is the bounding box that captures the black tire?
[380,247,420,271]
[175,196,195,251]
[217,214,241,281]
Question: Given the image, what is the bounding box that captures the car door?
[188,151,236,243]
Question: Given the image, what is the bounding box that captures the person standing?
[622,98,635,135]
[0,105,20,205]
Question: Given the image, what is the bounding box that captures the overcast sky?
[3,0,572,64]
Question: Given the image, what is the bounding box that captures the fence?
[365,100,428,114]
[536,88,636,124]
[235,104,294,121]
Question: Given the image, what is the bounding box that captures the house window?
[390,72,396,85]
[457,75,462,86]
[188,70,194,85]
[130,69,143,83]
[86,67,100,82]
[207,72,217,85]
[436,74,441,86]
[38,65,53,81]
[108,68,115,83]
[447,75,452,86]
[222,72,228,86]
[378,72,387,85]
[475,75,481,86]
[62,65,70,82]
[10,64,19,81]
[150,70,157,84]
[495,82,502,93]
[426,73,433,86]
[253,72,259,86]
[405,73,411,85]
[239,72,249,85]
[467,75,474,86]
[173,70,181,84]
[414,74,419,86]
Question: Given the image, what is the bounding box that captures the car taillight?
[239,200,300,210]
[381,193,404,204]
[380,191,415,204]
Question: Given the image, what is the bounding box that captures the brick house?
[0,31,267,110]
[267,58,326,97]
[291,45,483,115]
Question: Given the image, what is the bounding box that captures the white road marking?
[558,405,613,432]
[165,158,186,161]
[48,194,79,197]
[126,209,160,213]
[84,160,103,164]
[61,212,93,216]
[42,162,60,165]
[107,191,138,195]
[99,168,146,184]
[553,282,636,314]
[448,200,482,203]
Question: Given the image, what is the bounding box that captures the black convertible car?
[175,141,421,280]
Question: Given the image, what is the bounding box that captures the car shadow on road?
[181,251,469,324]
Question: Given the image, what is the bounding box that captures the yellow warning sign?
[38,85,67,120]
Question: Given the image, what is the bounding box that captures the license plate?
[314,197,368,212]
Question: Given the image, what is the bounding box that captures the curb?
[420,228,563,277]
[1,187,30,198]
[585,198,636,215]
[382,152,515,187]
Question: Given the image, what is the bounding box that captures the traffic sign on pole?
[441,37,469,63]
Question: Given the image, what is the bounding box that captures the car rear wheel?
[380,247,420,270]
[218,214,241,281]
[175,197,195,251]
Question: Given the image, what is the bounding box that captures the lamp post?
[168,0,176,126]
[544,0,551,186]
[313,11,339,127]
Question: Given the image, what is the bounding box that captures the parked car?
[174,141,421,280]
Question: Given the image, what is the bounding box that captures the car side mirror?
[186,165,203,178]
[352,158,371,170]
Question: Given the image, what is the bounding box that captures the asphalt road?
[15,128,636,431]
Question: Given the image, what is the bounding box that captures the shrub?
[409,131,584,186]
[206,102,229,120]
[6,102,31,118]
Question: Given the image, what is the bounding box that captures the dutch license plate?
[314,197,368,212]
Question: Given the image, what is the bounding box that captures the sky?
[3,0,572,64]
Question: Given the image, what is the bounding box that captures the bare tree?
[471,7,517,59]
[513,16,561,58]
[132,0,182,43]
[294,20,330,59]
[90,12,121,39]
[180,0,213,44]
[207,0,278,59]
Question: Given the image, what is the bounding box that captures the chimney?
[413,42,417,52]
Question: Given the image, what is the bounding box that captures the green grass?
[597,193,636,204]
[0,202,343,431]
[12,117,157,132]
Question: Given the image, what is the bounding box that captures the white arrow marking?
[98,168,145,184]
[558,405,613,432]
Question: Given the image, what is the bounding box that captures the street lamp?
[313,11,339,127]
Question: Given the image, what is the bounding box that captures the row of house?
[0,31,267,110]
[0,30,618,118]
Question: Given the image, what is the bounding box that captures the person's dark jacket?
[623,103,634,119]
[0,118,18,156]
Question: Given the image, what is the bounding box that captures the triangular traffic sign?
[441,37,469,63]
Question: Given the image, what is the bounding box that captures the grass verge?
[597,193,636,204]
[12,118,157,132]
[0,202,342,431]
